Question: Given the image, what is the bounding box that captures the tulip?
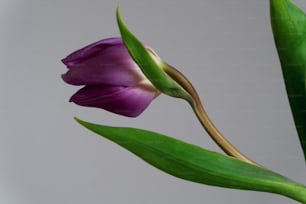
[62,37,160,117]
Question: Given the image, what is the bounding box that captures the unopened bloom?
[62,37,160,117]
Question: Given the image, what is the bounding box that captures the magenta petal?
[61,41,144,86]
[69,84,159,117]
[62,37,123,67]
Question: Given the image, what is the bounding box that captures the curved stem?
[164,64,258,165]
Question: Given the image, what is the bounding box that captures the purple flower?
[62,37,160,117]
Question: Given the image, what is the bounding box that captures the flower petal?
[61,38,144,86]
[69,84,159,117]
[62,37,123,67]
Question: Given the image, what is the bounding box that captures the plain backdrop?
[1,0,306,203]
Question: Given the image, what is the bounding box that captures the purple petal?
[69,84,159,117]
[61,39,145,86]
[62,37,123,67]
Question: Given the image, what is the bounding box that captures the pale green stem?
[164,64,258,165]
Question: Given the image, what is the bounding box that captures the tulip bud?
[62,38,160,117]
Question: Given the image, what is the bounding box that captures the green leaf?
[270,0,306,160]
[116,6,189,99]
[75,117,306,203]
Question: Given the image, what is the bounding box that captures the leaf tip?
[73,117,99,133]
[74,117,85,126]
[116,3,121,13]
[116,3,122,26]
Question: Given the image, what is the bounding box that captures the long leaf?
[270,0,306,160]
[75,117,306,203]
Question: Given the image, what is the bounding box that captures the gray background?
[1,0,306,203]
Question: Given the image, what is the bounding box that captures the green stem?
[164,64,258,165]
